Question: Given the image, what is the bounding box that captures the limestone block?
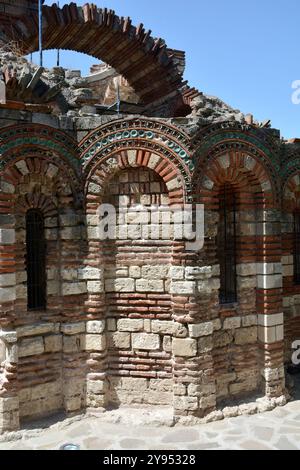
[132,333,160,351]
[117,319,144,332]
[234,327,257,345]
[0,179,14,194]
[200,395,216,409]
[18,337,44,357]
[172,338,197,357]
[61,322,85,335]
[64,396,82,413]
[62,282,87,296]
[188,383,216,398]
[170,281,196,295]
[82,334,106,351]
[47,280,60,295]
[141,265,169,279]
[44,334,63,352]
[129,266,141,279]
[136,279,164,293]
[242,315,257,327]
[163,336,172,352]
[17,322,55,338]
[86,380,107,395]
[188,322,214,338]
[283,264,294,277]
[197,278,220,294]
[108,332,131,349]
[198,336,213,353]
[0,229,15,245]
[151,320,187,338]
[61,269,78,281]
[258,313,283,327]
[236,263,257,276]
[87,280,104,293]
[105,278,135,293]
[148,153,161,169]
[223,317,241,330]
[15,160,29,175]
[86,320,105,334]
[0,273,16,287]
[170,266,185,280]
[257,274,282,289]
[63,335,81,353]
[121,377,148,391]
[78,267,102,280]
[0,287,16,303]
[174,383,186,396]
[174,396,198,411]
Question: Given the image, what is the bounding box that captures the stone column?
[256,209,285,398]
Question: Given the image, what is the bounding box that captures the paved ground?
[1,399,300,450]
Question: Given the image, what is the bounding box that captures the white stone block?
[0,229,15,245]
[62,282,87,296]
[0,286,16,302]
[86,320,105,334]
[105,278,135,293]
[61,322,85,335]
[258,313,283,328]
[170,281,196,295]
[0,273,16,287]
[188,322,214,338]
[136,279,164,293]
[132,333,160,351]
[82,334,106,351]
[257,274,282,289]
[223,317,241,330]
[172,338,197,357]
[118,319,144,332]
[18,337,44,357]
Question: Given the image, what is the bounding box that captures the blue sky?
[31,0,300,139]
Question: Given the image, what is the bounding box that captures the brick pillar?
[257,209,285,398]
[60,209,87,414]
[171,241,218,419]
[0,177,19,432]
[84,209,108,410]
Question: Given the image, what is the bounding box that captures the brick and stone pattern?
[0,0,298,433]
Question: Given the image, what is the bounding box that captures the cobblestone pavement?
[1,398,300,450]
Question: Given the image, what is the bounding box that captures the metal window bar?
[294,212,300,284]
[219,184,238,304]
[26,209,46,310]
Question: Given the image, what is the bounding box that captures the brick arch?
[80,117,192,201]
[5,3,185,105]
[195,149,274,209]
[192,122,280,204]
[85,149,186,208]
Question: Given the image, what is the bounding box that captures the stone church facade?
[0,1,299,432]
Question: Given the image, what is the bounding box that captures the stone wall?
[0,110,295,432]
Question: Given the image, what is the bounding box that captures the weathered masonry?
[0,1,299,432]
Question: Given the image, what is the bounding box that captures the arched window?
[294,211,300,284]
[218,183,237,304]
[26,209,46,310]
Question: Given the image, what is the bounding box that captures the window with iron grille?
[218,183,237,304]
[26,209,46,310]
[294,212,300,285]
